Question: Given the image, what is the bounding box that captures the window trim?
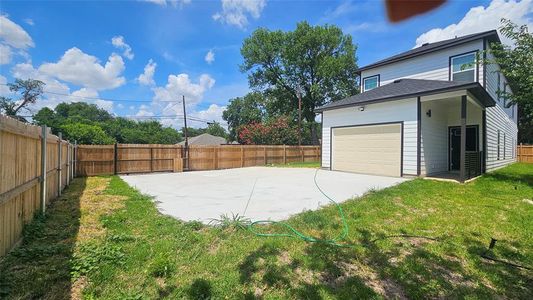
[497,71,501,102]
[362,74,380,92]
[497,130,501,160]
[449,51,478,82]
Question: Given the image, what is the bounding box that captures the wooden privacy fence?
[76,144,321,176]
[0,116,75,257]
[517,144,533,163]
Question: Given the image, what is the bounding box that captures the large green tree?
[240,21,358,142]
[488,19,533,143]
[34,102,182,144]
[0,78,45,122]
[222,92,265,141]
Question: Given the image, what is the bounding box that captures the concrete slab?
[120,167,407,224]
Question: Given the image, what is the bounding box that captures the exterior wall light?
[426,109,432,117]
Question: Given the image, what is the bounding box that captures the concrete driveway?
[120,167,407,224]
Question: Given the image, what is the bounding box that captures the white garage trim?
[330,121,404,177]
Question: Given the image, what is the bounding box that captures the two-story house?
[316,30,518,182]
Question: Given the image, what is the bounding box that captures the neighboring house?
[178,133,227,146]
[316,30,518,182]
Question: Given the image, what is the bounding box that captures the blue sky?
[1,0,532,128]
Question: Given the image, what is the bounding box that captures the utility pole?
[297,90,302,146]
[182,95,189,170]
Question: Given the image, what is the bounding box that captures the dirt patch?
[334,261,408,299]
[70,276,88,300]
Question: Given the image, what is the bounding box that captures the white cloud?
[137,59,157,85]
[135,104,155,118]
[204,50,215,64]
[152,73,215,107]
[0,44,12,64]
[24,18,34,26]
[141,0,191,8]
[0,15,34,49]
[213,0,266,29]
[39,47,126,90]
[0,75,14,96]
[415,0,533,47]
[10,62,116,112]
[111,35,134,60]
[193,104,226,125]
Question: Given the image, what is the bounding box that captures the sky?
[0,0,532,129]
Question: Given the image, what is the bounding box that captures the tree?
[206,122,228,139]
[222,92,265,141]
[240,22,358,142]
[0,78,45,122]
[60,123,115,145]
[238,116,298,145]
[34,102,182,144]
[488,19,533,143]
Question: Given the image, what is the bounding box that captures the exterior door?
[331,123,402,177]
[449,126,479,170]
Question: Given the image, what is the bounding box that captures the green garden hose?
[247,169,351,247]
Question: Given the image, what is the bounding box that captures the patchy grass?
[268,161,321,168]
[1,163,532,299]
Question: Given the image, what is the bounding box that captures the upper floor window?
[450,52,476,82]
[363,75,379,92]
[497,72,501,102]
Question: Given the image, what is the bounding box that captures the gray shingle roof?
[357,30,499,72]
[177,133,226,145]
[315,79,495,112]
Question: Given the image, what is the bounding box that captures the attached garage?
[331,123,403,177]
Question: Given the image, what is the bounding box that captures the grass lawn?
[1,164,532,299]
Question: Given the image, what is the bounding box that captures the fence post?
[73,141,77,177]
[283,145,287,164]
[213,147,218,170]
[57,132,62,196]
[150,146,153,173]
[241,146,245,167]
[40,126,47,215]
[114,143,118,175]
[264,146,267,165]
[301,146,304,162]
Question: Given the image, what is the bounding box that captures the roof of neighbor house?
[356,30,500,73]
[177,133,226,145]
[315,79,495,112]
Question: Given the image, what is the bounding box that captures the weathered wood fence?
[76,144,321,176]
[0,116,75,257]
[517,144,533,163]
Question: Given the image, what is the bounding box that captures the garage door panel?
[332,123,402,177]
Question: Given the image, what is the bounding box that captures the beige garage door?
[332,123,402,177]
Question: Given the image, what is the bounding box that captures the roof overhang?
[356,31,500,73]
[316,82,496,113]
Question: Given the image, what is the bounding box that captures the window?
[363,75,379,92]
[503,84,507,107]
[504,133,506,159]
[497,72,501,102]
[451,52,476,82]
[497,130,501,160]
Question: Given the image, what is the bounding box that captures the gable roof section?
[177,133,226,145]
[315,79,495,112]
[357,30,500,73]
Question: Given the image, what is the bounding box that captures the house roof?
[177,133,226,145]
[315,79,496,112]
[356,30,500,73]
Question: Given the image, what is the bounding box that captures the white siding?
[420,98,483,176]
[484,42,518,122]
[420,101,448,175]
[321,98,418,176]
[486,104,517,171]
[361,40,484,87]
